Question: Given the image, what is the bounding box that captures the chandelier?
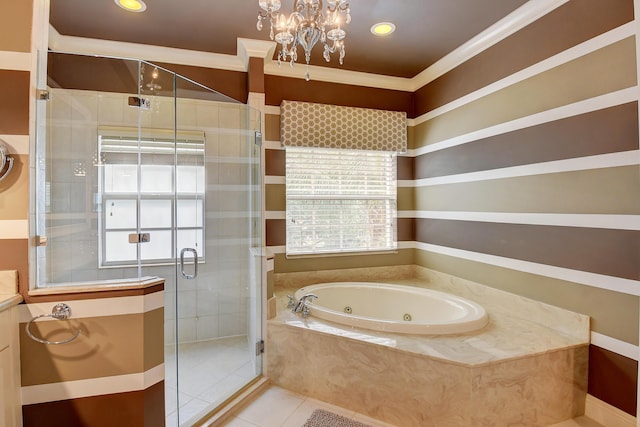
[257,0,351,81]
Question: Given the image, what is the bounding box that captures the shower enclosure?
[35,52,263,426]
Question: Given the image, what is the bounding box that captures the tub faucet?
[293,294,318,318]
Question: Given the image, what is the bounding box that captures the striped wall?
[263,80,414,274]
[19,288,165,426]
[261,0,640,419]
[0,3,169,426]
[0,0,32,294]
[411,0,639,417]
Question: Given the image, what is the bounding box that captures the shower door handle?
[179,248,198,279]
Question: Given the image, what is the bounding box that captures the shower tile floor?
[165,336,257,426]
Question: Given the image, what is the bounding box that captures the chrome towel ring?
[0,140,14,182]
[26,303,82,345]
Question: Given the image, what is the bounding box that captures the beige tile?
[234,386,304,426]
[548,416,605,427]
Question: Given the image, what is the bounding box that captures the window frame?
[285,146,398,257]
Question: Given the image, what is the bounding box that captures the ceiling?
[49,0,529,79]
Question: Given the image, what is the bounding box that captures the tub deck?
[273,284,586,367]
[267,270,589,426]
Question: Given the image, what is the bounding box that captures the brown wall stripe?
[414,37,637,148]
[248,57,265,94]
[156,62,248,103]
[415,102,639,179]
[414,249,640,345]
[414,166,640,215]
[265,113,281,141]
[265,75,414,116]
[588,345,638,416]
[22,381,165,427]
[47,53,249,103]
[266,219,285,247]
[274,249,414,274]
[265,149,285,176]
[397,156,414,181]
[0,1,33,53]
[416,218,639,281]
[20,308,164,386]
[414,0,634,116]
[0,70,30,135]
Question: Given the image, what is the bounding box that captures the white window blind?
[286,147,397,256]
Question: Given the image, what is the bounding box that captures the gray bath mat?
[302,409,372,427]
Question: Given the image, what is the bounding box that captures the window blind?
[286,147,397,256]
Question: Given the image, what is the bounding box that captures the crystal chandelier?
[257,0,351,81]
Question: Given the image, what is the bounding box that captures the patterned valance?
[280,100,407,152]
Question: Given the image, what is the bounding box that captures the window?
[98,127,205,266]
[285,147,397,256]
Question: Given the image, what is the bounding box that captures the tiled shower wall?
[47,89,251,344]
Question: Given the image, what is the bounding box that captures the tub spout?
[293,293,318,317]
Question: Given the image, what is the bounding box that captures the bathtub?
[294,282,488,335]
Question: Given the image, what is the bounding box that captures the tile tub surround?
[268,268,589,426]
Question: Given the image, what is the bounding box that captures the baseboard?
[585,394,636,427]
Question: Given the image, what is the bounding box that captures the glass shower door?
[171,75,263,426]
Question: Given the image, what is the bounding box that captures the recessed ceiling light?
[115,0,147,12]
[370,22,396,37]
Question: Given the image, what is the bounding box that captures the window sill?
[285,249,398,259]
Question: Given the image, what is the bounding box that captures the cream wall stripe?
[414,242,640,296]
[0,220,29,239]
[18,292,164,322]
[265,176,285,185]
[265,106,281,115]
[0,51,32,71]
[415,150,640,186]
[591,332,639,361]
[409,87,638,157]
[268,245,286,254]
[265,140,282,150]
[0,134,29,155]
[400,212,640,231]
[266,211,285,220]
[21,364,165,405]
[413,22,635,126]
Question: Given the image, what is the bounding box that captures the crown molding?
[48,25,246,71]
[47,0,567,92]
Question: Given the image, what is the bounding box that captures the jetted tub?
[294,282,488,335]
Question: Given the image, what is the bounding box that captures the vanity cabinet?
[0,306,21,427]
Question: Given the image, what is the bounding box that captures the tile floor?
[165,336,259,426]
[223,386,396,427]
[222,385,605,427]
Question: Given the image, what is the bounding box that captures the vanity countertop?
[0,294,22,313]
[0,270,21,312]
